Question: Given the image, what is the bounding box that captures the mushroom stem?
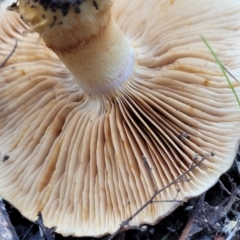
[10,0,135,95]
[55,16,135,95]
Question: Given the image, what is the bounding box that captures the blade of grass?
[201,35,240,107]
[161,231,171,240]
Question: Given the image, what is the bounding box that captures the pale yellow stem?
[10,0,135,95]
[49,16,135,94]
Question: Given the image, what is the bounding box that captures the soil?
[3,148,240,240]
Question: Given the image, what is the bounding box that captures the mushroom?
[0,0,240,237]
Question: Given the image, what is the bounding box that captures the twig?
[142,155,158,192]
[178,214,194,240]
[219,175,240,200]
[21,224,34,240]
[35,212,56,240]
[222,65,239,83]
[152,200,184,203]
[0,39,18,68]
[219,179,231,196]
[153,187,183,203]
[107,152,213,240]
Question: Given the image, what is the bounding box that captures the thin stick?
[178,214,194,240]
[222,65,239,83]
[22,224,34,240]
[0,39,18,68]
[219,179,231,196]
[107,152,213,240]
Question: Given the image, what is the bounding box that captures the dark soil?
[3,149,240,240]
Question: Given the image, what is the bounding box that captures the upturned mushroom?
[0,0,240,237]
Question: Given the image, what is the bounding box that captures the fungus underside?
[201,35,240,107]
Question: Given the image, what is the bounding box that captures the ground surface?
[3,148,240,240]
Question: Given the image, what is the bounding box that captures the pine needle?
[201,35,240,107]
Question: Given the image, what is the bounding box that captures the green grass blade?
[161,231,171,240]
[201,35,240,107]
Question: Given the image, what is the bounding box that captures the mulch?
[2,149,240,240]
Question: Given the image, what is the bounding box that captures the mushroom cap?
[0,0,240,237]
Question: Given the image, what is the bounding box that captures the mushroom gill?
[0,0,240,237]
